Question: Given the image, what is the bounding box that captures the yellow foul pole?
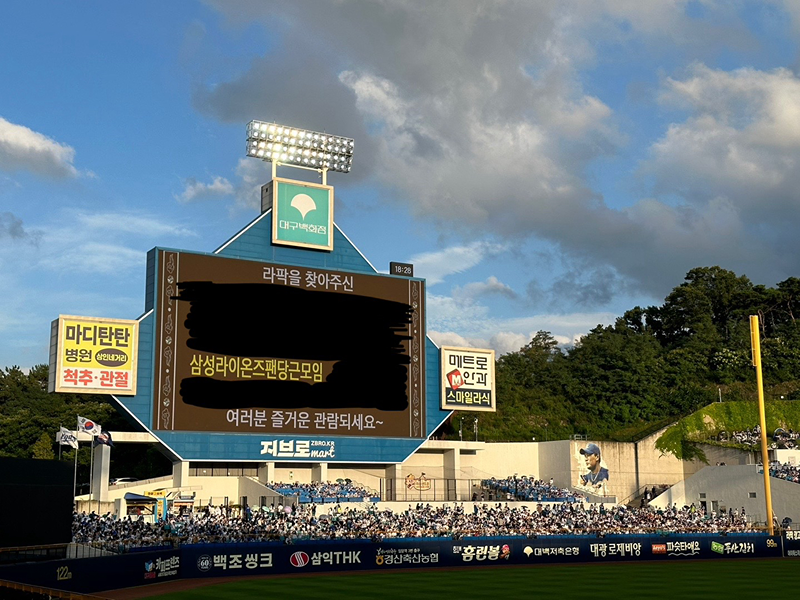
[749,315,774,535]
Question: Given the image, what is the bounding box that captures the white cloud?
[177,175,235,202]
[485,331,532,356]
[427,330,475,349]
[39,242,144,275]
[409,242,508,286]
[455,276,517,300]
[427,280,615,356]
[232,158,272,210]
[2,209,194,281]
[0,116,78,178]
[426,292,492,334]
[429,309,615,357]
[197,2,800,300]
[175,159,272,212]
[650,65,800,205]
[75,212,196,238]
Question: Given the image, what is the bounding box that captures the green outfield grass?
[149,559,792,600]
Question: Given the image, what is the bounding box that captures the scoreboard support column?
[91,444,111,502]
[311,462,328,483]
[386,464,403,501]
[172,460,190,488]
[443,449,460,480]
[258,462,276,484]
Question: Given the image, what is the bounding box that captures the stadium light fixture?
[246,120,354,184]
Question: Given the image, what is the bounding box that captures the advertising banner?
[182,534,784,578]
[573,441,611,496]
[784,530,800,557]
[440,346,496,412]
[0,535,786,593]
[48,315,138,395]
[265,178,334,251]
[0,549,180,593]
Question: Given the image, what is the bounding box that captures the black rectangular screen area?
[153,251,426,438]
[0,458,74,548]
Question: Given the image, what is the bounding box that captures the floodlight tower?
[246,120,355,252]
[246,120,354,186]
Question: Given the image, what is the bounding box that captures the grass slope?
[656,400,800,461]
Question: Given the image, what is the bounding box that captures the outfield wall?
[1,534,795,594]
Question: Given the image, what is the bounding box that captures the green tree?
[459,266,800,443]
[564,323,665,435]
[31,431,55,459]
[0,365,155,482]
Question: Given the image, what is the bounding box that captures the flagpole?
[58,424,62,462]
[89,435,95,512]
[95,438,100,515]
[73,436,79,505]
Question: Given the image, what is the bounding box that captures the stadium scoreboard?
[152,250,427,439]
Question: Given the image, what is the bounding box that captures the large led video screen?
[152,250,426,438]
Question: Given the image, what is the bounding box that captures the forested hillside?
[0,365,171,484]
[445,266,800,442]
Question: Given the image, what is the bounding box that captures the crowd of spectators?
[481,476,584,502]
[72,501,755,551]
[268,480,377,503]
[773,428,799,449]
[761,460,800,484]
[718,426,798,449]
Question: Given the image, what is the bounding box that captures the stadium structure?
[6,121,798,598]
[55,166,799,528]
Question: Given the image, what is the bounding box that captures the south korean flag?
[77,416,102,436]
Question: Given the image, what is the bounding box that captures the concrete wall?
[326,467,387,493]
[401,450,447,479]
[460,442,539,480]
[651,464,800,525]
[699,443,759,466]
[561,430,736,504]
[774,448,800,465]
[636,428,707,482]
[536,441,572,489]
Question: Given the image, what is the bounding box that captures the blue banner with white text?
[0,534,788,593]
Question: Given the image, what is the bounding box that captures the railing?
[109,474,172,490]
[619,484,670,507]
[0,544,70,565]
[0,578,104,599]
[262,479,380,505]
[0,543,121,565]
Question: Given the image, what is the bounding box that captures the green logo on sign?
[710,541,724,554]
[272,180,333,251]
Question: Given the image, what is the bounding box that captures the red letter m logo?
[446,369,464,390]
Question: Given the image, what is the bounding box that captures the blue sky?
[3,1,800,370]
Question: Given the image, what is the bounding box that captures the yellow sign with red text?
[49,315,138,395]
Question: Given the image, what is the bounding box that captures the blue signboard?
[0,535,787,594]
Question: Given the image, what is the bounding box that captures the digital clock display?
[390,262,414,277]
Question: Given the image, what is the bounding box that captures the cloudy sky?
[2,1,800,369]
